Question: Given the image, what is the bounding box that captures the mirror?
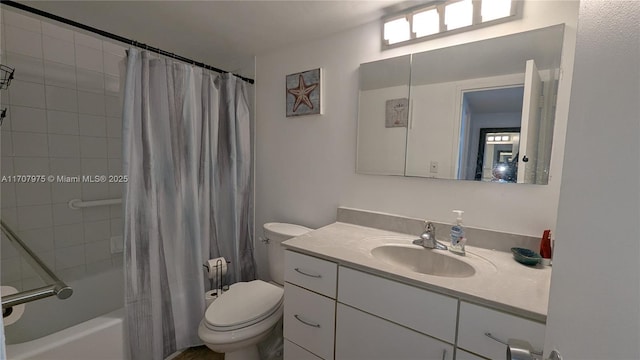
[357,24,565,185]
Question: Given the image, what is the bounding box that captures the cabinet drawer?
[335,304,453,360]
[457,302,545,360]
[284,250,337,298]
[284,283,335,360]
[337,266,458,343]
[284,339,323,360]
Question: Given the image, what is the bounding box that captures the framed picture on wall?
[385,98,408,128]
[286,68,322,117]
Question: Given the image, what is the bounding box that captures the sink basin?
[371,244,475,278]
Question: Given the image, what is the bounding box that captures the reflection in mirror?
[458,87,523,182]
[357,24,565,185]
[356,55,411,175]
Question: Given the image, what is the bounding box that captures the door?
[517,59,543,184]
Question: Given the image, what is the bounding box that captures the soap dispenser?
[449,210,466,256]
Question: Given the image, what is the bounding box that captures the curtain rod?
[0,0,255,84]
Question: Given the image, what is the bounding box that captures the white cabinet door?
[335,304,453,360]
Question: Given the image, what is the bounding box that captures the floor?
[173,346,224,360]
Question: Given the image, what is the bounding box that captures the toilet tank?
[263,222,312,285]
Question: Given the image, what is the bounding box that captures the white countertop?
[282,222,552,323]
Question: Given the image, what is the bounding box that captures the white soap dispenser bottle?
[449,210,466,255]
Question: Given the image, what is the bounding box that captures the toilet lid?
[205,280,283,331]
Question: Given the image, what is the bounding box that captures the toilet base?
[224,345,260,360]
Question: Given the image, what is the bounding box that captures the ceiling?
[16,1,421,77]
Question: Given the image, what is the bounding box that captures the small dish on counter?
[511,247,541,266]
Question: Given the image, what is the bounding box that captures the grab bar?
[68,197,122,209]
[1,220,72,309]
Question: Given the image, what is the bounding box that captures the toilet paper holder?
[203,258,231,292]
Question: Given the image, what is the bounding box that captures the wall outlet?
[430,161,439,173]
[110,236,124,254]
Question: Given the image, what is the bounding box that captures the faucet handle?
[424,221,435,232]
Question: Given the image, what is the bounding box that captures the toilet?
[198,222,312,360]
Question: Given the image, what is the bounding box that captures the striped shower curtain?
[122,49,256,359]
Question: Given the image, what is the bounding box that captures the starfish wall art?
[286,68,322,117]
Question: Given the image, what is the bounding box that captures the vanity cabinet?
[283,250,545,360]
[283,251,337,360]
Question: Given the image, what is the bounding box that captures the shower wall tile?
[5,52,44,84]
[79,114,106,137]
[15,183,52,206]
[18,227,54,253]
[2,130,14,155]
[17,204,53,230]
[85,240,110,263]
[47,110,79,135]
[9,106,47,133]
[43,36,76,66]
[107,138,121,158]
[77,68,105,94]
[2,182,17,208]
[83,220,110,243]
[75,32,103,50]
[57,265,86,282]
[102,41,126,57]
[52,203,83,226]
[105,95,122,118]
[78,91,106,116]
[2,9,125,283]
[104,75,120,95]
[46,85,78,112]
[44,61,77,89]
[75,45,103,73]
[14,156,49,175]
[86,258,113,275]
[82,207,110,222]
[55,244,85,269]
[12,132,48,157]
[9,80,46,108]
[48,134,80,158]
[103,53,122,77]
[54,223,84,248]
[49,157,81,175]
[21,251,55,278]
[5,26,42,59]
[106,117,122,138]
[1,257,22,282]
[50,182,82,204]
[3,11,41,33]
[42,22,74,42]
[1,235,20,259]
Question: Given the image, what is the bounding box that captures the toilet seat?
[205,280,284,332]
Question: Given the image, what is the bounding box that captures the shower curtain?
[122,49,256,359]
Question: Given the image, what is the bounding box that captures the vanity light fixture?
[382,0,519,48]
[383,16,411,45]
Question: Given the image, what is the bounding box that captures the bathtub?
[6,308,124,360]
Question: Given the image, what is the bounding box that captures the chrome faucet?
[413,221,448,250]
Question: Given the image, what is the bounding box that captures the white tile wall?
[1,9,125,290]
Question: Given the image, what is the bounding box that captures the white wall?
[255,1,579,278]
[544,0,640,358]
